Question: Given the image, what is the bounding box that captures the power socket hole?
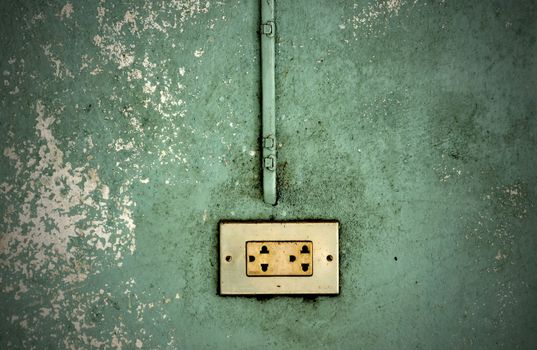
[289,255,296,262]
[249,255,255,262]
[261,263,269,272]
[301,263,309,272]
[300,245,310,254]
[260,246,269,254]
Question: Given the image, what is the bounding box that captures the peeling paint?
[59,2,74,20]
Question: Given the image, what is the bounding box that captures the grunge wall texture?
[1,0,536,349]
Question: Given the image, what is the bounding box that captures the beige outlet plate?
[219,221,339,295]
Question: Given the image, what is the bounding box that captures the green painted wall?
[1,0,536,349]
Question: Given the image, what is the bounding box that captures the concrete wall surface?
[0,0,536,349]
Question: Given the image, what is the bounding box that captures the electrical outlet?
[246,241,313,276]
[219,221,339,295]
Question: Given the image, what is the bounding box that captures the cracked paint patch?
[341,0,422,38]
[59,2,74,20]
[1,100,137,277]
[42,44,74,79]
[92,0,210,70]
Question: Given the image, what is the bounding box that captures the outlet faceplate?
[219,221,339,295]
